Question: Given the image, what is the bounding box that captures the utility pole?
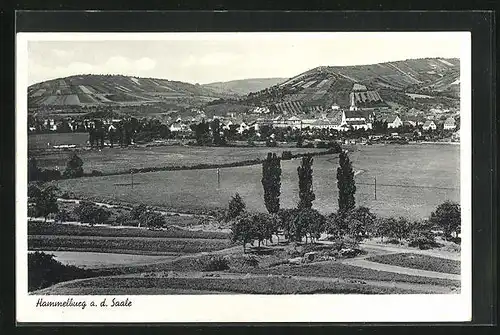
[217,168,220,188]
[374,176,377,200]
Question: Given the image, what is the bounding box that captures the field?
[35,276,420,295]
[29,133,89,150]
[52,144,460,219]
[30,142,325,174]
[28,221,229,239]
[29,235,232,256]
[29,251,175,269]
[366,253,461,274]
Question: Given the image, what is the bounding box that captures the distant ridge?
[202,77,288,96]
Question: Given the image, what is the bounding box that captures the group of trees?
[191,119,228,146]
[29,153,85,182]
[28,183,168,229]
[229,148,461,252]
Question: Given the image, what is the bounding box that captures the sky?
[26,32,467,86]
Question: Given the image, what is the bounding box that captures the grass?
[28,235,232,256]
[233,261,460,287]
[31,144,326,174]
[366,253,460,274]
[28,221,229,240]
[53,144,460,219]
[29,133,89,150]
[36,276,418,295]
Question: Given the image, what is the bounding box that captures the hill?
[27,74,232,108]
[224,58,460,114]
[202,78,288,96]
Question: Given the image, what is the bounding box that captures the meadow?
[29,235,232,256]
[28,221,229,240]
[35,276,418,295]
[30,139,325,174]
[52,144,460,219]
[29,133,89,150]
[366,253,461,275]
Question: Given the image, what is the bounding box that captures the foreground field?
[31,143,325,174]
[366,253,461,274]
[34,275,421,295]
[53,144,459,218]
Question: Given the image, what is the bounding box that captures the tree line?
[229,150,461,252]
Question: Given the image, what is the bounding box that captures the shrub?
[201,255,230,271]
[266,138,277,147]
[90,170,103,176]
[39,169,62,181]
[281,151,293,160]
[28,251,93,291]
[73,201,111,226]
[328,237,360,251]
[55,209,71,223]
[408,236,435,250]
[242,254,259,267]
[316,141,330,149]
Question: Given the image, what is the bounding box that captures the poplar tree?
[261,153,281,214]
[297,155,315,209]
[337,151,356,214]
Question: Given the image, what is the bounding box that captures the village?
[28,95,460,150]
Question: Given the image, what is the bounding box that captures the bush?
[408,236,435,250]
[73,201,111,226]
[90,170,103,176]
[242,254,259,267]
[38,169,62,181]
[316,141,330,149]
[28,251,93,291]
[266,138,277,147]
[328,237,360,251]
[281,151,293,160]
[201,255,230,271]
[54,209,71,223]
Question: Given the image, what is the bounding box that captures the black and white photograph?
[16,31,472,323]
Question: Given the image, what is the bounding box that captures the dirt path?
[341,258,460,281]
[359,241,461,261]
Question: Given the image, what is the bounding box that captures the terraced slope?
[240,58,460,111]
[28,75,230,107]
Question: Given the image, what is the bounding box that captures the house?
[222,120,233,130]
[271,115,302,129]
[422,120,437,131]
[237,121,249,134]
[169,122,190,132]
[348,120,371,131]
[344,110,373,130]
[385,115,403,129]
[443,117,456,130]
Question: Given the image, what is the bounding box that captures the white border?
[16,32,472,323]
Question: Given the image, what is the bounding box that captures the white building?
[169,122,190,132]
[443,117,456,130]
[386,115,403,129]
[423,120,437,131]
